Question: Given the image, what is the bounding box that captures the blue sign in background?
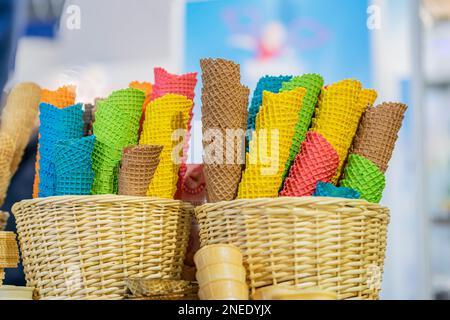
[186,0,371,120]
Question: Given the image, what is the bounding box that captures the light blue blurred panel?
[186,0,371,120]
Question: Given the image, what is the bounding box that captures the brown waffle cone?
[352,102,407,173]
[200,58,241,84]
[204,164,244,202]
[118,145,163,196]
[0,134,16,206]
[203,121,245,202]
[0,211,9,231]
[201,86,249,130]
[0,83,41,178]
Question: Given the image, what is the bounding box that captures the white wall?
[10,0,186,103]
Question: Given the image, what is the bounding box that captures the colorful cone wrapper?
[313,181,360,199]
[129,81,153,138]
[38,103,84,197]
[92,88,146,194]
[280,74,324,180]
[201,58,249,202]
[150,68,198,199]
[247,75,292,133]
[33,85,77,198]
[54,135,96,196]
[40,85,76,109]
[140,94,193,198]
[351,102,407,173]
[340,154,386,203]
[280,132,339,197]
[118,145,163,196]
[0,134,16,205]
[311,80,377,184]
[237,88,305,199]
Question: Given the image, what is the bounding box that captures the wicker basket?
[12,195,192,300]
[195,197,389,300]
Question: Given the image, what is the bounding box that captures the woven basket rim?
[196,196,389,219]
[12,195,194,213]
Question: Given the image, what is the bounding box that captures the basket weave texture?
[195,197,389,300]
[12,195,193,300]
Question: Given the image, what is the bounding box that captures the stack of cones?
[194,245,248,300]
[118,145,163,196]
[0,83,41,203]
[0,134,16,205]
[37,103,84,197]
[247,75,292,134]
[313,181,360,199]
[33,85,77,198]
[281,80,377,197]
[140,94,192,198]
[280,132,339,197]
[150,68,198,199]
[0,83,41,182]
[91,88,146,194]
[83,103,95,136]
[280,74,324,180]
[54,135,96,196]
[0,232,19,286]
[237,88,305,199]
[201,58,249,202]
[339,102,407,203]
[0,212,8,231]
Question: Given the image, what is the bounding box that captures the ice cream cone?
[118,145,163,196]
[198,279,249,300]
[37,103,84,197]
[247,75,293,133]
[280,74,324,180]
[0,83,41,176]
[340,154,386,203]
[351,102,407,173]
[141,95,192,198]
[33,85,77,198]
[40,85,76,109]
[0,134,16,205]
[54,136,96,196]
[313,181,360,199]
[253,285,337,300]
[237,89,305,199]
[91,88,146,195]
[194,244,243,269]
[196,263,246,284]
[280,132,339,197]
[200,58,241,84]
[0,232,19,268]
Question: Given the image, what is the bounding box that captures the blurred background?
[0,0,449,300]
